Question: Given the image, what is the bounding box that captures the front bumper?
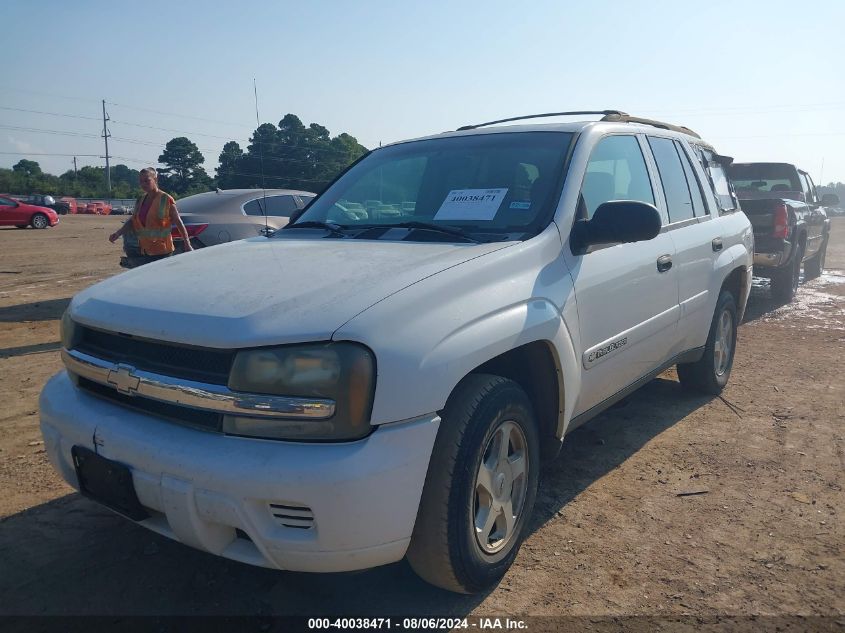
[40,371,439,573]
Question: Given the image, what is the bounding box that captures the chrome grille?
[75,326,235,385]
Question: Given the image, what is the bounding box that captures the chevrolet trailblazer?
[41,110,753,593]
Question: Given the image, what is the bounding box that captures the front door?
[566,135,680,417]
[0,197,23,226]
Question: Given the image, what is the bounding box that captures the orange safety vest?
[132,191,175,255]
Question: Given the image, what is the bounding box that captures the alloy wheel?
[473,420,529,555]
[713,309,733,377]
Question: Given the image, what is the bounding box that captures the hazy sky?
[2,0,844,185]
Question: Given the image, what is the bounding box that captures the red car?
[83,201,112,215]
[0,195,60,229]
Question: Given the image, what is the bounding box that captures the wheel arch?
[468,340,564,462]
[720,265,748,321]
[793,227,808,260]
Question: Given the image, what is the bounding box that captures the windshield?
[285,132,573,240]
[729,163,801,194]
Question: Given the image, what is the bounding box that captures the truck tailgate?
[739,199,778,238]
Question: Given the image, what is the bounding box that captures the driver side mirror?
[571,200,662,253]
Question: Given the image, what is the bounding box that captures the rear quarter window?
[692,146,738,213]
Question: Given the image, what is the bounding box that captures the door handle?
[657,254,673,273]
[712,237,723,252]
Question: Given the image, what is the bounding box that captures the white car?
[41,110,753,593]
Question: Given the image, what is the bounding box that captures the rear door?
[645,136,725,353]
[567,134,680,416]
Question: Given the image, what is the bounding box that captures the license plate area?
[72,445,149,521]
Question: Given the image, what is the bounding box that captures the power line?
[106,101,253,128]
[0,124,101,139]
[2,113,363,160]
[0,106,102,121]
[111,119,250,142]
[3,86,102,104]
[0,151,101,157]
[710,131,845,139]
[640,101,845,116]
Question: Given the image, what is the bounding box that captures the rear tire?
[770,244,803,303]
[406,374,540,594]
[31,213,49,229]
[804,237,827,280]
[677,290,737,395]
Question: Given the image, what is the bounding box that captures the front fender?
[420,298,581,438]
[333,227,580,431]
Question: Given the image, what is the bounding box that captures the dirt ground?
[0,215,843,624]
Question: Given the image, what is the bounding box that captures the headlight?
[60,309,80,349]
[225,342,375,441]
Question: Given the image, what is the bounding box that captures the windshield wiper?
[386,221,482,243]
[283,221,347,237]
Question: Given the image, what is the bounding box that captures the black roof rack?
[599,113,701,139]
[456,110,701,139]
[456,110,628,131]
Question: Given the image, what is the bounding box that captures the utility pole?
[101,99,111,196]
[73,156,78,179]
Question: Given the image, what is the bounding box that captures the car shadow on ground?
[0,298,70,323]
[741,276,792,324]
[0,378,710,617]
[530,377,712,533]
[0,341,61,359]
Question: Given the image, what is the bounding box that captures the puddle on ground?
[751,269,845,329]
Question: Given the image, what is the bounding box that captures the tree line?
[0,113,368,200]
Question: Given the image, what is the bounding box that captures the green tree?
[222,114,367,193]
[158,137,210,196]
[12,159,42,178]
[216,141,244,189]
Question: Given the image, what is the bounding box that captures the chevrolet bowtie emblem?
[107,364,140,395]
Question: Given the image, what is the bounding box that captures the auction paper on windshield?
[434,188,508,221]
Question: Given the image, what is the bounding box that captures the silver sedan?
[174,188,316,248]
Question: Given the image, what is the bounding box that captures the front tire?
[677,290,738,395]
[31,213,49,229]
[406,374,540,594]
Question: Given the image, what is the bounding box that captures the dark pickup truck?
[729,162,839,302]
[18,194,72,215]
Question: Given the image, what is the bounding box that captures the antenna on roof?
[253,78,269,237]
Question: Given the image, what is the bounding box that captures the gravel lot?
[0,215,842,625]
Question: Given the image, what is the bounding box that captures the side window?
[296,195,315,209]
[676,141,707,216]
[580,135,654,219]
[805,173,819,204]
[694,147,738,213]
[265,195,298,216]
[648,136,694,223]
[0,197,15,206]
[799,173,816,203]
[243,198,264,216]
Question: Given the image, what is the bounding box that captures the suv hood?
[71,237,513,348]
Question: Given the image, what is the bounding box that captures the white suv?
[41,111,753,593]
